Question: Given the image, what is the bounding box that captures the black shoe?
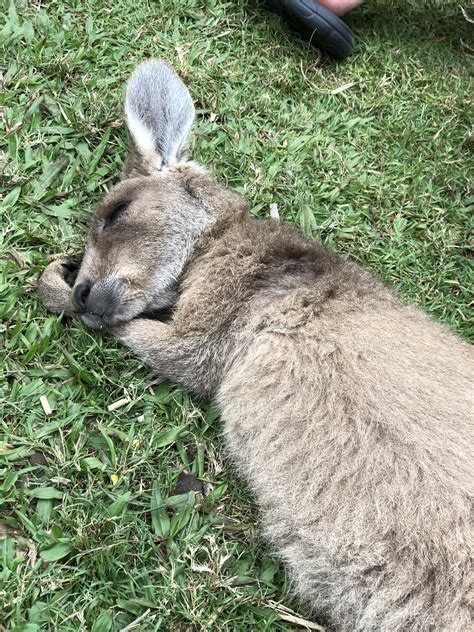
[265,0,354,59]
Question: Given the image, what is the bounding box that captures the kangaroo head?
[73,59,244,329]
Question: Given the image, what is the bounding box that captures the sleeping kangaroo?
[39,60,473,631]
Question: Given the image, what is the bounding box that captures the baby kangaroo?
[39,60,473,631]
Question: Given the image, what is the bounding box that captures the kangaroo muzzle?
[73,276,127,328]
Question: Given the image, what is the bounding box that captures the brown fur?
[38,60,473,631]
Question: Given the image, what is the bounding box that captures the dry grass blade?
[460,6,474,23]
[107,397,131,412]
[270,203,280,220]
[119,609,152,631]
[330,82,356,95]
[278,611,325,630]
[39,395,53,415]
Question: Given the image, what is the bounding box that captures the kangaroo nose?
[74,280,93,311]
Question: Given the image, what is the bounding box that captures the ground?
[0,0,472,630]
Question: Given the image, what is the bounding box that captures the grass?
[0,0,472,629]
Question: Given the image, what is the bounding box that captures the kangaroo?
[39,59,473,631]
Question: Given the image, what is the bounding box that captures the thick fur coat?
[39,60,473,631]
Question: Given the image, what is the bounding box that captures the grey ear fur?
[124,59,195,172]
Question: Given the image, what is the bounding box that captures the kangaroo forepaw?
[38,257,81,316]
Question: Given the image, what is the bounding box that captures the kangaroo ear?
[123,59,195,176]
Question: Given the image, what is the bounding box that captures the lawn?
[0,0,472,629]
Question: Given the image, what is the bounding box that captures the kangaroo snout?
[73,276,126,328]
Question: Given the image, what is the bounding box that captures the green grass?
[1,0,472,629]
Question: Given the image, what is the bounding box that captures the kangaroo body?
[39,60,473,631]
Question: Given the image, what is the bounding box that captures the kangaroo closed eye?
[103,201,130,229]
